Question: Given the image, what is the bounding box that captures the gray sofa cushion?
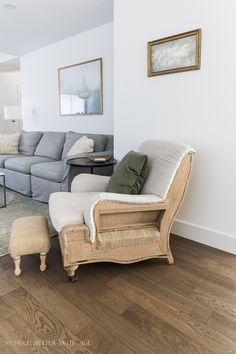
[62,131,108,158]
[5,156,55,174]
[34,131,66,160]
[31,161,63,183]
[19,131,43,155]
[105,135,114,152]
[0,154,24,168]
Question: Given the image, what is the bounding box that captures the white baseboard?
[172,219,236,255]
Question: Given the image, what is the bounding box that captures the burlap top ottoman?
[9,216,51,276]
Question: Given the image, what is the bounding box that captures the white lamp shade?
[4,106,22,120]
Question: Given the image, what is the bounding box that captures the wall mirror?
[58,58,103,116]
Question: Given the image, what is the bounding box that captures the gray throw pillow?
[19,131,43,155]
[34,131,66,160]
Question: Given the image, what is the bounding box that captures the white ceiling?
[0,52,16,63]
[0,0,113,56]
[0,57,20,71]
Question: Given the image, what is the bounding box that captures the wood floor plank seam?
[173,253,236,292]
[107,275,236,354]
[18,259,156,354]
[128,259,236,321]
[0,313,52,354]
[2,287,92,354]
[173,243,236,282]
[10,268,92,336]
[123,270,214,324]
[121,302,216,354]
[40,268,166,354]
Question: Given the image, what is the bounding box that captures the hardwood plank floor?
[0,235,235,354]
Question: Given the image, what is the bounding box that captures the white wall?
[114,0,236,253]
[21,22,113,134]
[0,72,22,133]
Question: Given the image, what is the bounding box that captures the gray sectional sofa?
[0,131,113,202]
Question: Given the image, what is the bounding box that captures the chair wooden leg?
[40,253,47,272]
[13,256,21,276]
[65,265,79,282]
[166,251,174,265]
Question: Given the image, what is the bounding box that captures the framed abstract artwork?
[148,29,201,76]
[58,58,103,116]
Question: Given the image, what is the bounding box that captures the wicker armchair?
[49,140,195,281]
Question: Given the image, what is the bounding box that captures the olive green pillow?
[107,151,148,194]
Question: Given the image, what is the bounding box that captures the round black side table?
[68,157,117,174]
[67,157,116,191]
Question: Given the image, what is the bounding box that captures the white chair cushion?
[71,174,110,193]
[139,140,195,199]
[49,192,97,233]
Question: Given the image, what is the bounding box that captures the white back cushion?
[67,135,94,157]
[139,140,196,199]
[0,133,20,154]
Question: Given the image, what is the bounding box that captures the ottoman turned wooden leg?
[40,253,47,272]
[13,257,21,276]
[9,216,51,277]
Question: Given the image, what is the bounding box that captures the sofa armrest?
[83,192,166,242]
[71,174,110,193]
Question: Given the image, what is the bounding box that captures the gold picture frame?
[148,29,201,77]
[58,58,103,116]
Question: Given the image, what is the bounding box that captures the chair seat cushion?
[0,154,24,168]
[31,161,63,182]
[49,192,97,233]
[5,156,55,174]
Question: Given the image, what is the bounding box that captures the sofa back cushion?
[105,135,114,152]
[34,131,66,160]
[19,131,43,155]
[62,131,108,159]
